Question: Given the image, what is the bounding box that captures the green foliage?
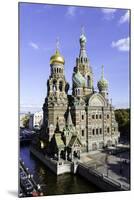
[22,115,30,128]
[115,108,130,140]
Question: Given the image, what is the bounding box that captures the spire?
[67,107,73,126]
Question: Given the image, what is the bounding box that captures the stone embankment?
[77,163,129,191]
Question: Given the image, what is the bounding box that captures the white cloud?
[101,8,117,20]
[66,6,76,17]
[119,10,129,24]
[29,42,39,50]
[102,8,117,14]
[111,37,129,52]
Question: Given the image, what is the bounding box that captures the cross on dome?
[56,37,60,50]
[81,25,85,35]
[101,65,104,80]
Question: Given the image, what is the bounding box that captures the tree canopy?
[115,108,130,141]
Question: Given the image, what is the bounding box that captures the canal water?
[20,145,100,196]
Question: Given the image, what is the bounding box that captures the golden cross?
[56,37,60,50]
[81,25,85,35]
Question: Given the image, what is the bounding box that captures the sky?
[19,3,130,113]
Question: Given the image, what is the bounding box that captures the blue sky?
[19,3,130,113]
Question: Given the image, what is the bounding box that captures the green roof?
[68,135,82,148]
[55,133,65,148]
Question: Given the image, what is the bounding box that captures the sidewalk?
[79,149,130,189]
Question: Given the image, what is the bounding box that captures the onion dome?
[80,33,87,43]
[79,26,87,44]
[97,65,108,91]
[73,70,85,88]
[50,49,65,65]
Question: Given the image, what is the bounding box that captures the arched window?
[57,68,58,73]
[59,68,61,73]
[87,75,90,87]
[77,89,80,95]
[82,130,84,136]
[59,81,63,92]
[53,80,57,92]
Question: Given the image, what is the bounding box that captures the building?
[32,30,120,161]
[29,111,43,130]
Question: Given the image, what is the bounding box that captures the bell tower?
[73,27,94,96]
[43,38,69,132]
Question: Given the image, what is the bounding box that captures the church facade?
[40,31,120,159]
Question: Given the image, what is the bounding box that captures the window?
[107,114,109,119]
[77,89,80,95]
[53,80,57,92]
[100,128,102,134]
[92,115,95,119]
[59,81,63,92]
[107,127,110,133]
[82,130,84,136]
[82,114,84,120]
[92,129,95,135]
[99,114,101,119]
[96,129,98,135]
[87,76,90,87]
[96,115,98,119]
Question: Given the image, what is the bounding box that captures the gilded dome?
[73,70,85,88]
[50,50,65,65]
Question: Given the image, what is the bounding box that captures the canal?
[20,144,100,196]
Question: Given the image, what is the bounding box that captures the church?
[33,30,120,161]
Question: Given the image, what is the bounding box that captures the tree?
[22,115,30,128]
[115,109,130,142]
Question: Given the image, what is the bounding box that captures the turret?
[97,65,108,99]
